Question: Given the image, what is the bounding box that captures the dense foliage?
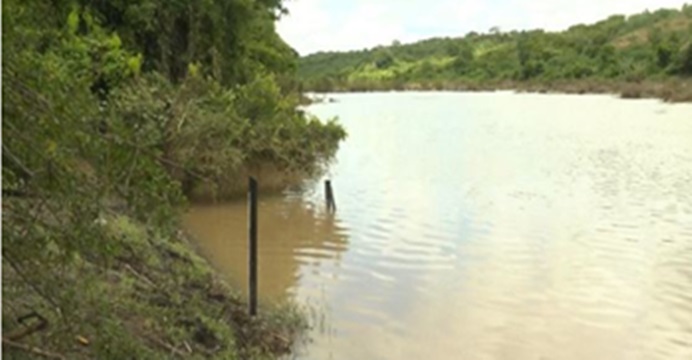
[3,0,347,257]
[299,5,692,95]
[2,0,344,357]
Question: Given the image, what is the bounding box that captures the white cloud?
[278,0,691,55]
[275,0,331,54]
[277,0,411,54]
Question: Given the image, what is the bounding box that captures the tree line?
[3,0,347,256]
[299,5,692,96]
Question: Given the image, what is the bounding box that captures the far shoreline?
[303,78,692,104]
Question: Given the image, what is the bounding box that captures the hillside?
[2,0,344,358]
[298,5,692,101]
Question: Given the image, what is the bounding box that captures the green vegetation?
[3,215,307,359]
[299,5,692,101]
[3,0,344,358]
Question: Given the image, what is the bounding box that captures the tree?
[374,50,395,69]
[675,41,692,75]
[450,43,475,75]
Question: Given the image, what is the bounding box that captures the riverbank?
[300,94,339,105]
[2,212,307,359]
[2,1,345,357]
[304,78,692,103]
[298,6,692,104]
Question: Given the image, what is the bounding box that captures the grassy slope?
[612,14,692,48]
[2,213,306,359]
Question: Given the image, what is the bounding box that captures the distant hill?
[298,5,692,98]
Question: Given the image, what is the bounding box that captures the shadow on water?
[183,190,350,301]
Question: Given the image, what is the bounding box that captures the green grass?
[2,214,307,359]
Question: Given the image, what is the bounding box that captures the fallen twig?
[144,334,186,358]
[123,264,156,288]
[2,250,64,318]
[5,311,48,341]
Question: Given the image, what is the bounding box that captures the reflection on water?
[184,193,349,300]
[185,92,692,360]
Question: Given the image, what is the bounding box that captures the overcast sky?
[276,0,690,55]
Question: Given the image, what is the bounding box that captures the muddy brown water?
[184,92,692,359]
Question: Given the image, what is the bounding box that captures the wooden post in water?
[248,177,258,316]
[325,180,336,213]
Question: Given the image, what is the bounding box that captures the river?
[184,92,692,359]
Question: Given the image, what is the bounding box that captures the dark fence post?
[248,177,258,316]
[325,180,336,213]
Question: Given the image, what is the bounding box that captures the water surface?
[184,92,692,359]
